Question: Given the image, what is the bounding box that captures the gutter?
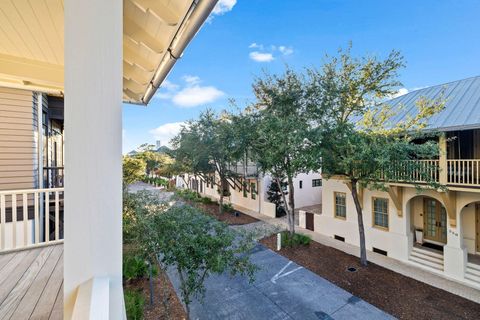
[140,0,219,105]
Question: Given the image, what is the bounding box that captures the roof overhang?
[0,0,218,105]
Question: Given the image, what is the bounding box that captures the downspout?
[142,0,219,104]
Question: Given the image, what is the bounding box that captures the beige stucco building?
[315,76,480,289]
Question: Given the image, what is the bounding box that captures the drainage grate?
[347,267,357,272]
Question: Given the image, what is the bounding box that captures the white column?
[444,209,467,281]
[64,0,124,319]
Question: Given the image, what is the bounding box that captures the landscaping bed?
[124,268,186,320]
[195,201,259,225]
[260,234,480,320]
[176,189,259,225]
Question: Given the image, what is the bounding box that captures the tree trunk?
[287,175,295,235]
[351,180,368,266]
[276,177,294,234]
[177,268,190,319]
[219,193,224,214]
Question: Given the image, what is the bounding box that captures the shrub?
[125,289,145,320]
[123,254,149,281]
[281,231,311,247]
[201,196,213,204]
[222,202,234,213]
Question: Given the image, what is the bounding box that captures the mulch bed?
[183,200,259,225]
[260,235,480,320]
[124,269,186,320]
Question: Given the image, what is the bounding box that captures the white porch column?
[444,209,467,281]
[64,0,124,319]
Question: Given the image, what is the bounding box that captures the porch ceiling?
[0,0,216,104]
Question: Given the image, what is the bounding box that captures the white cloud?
[248,43,293,62]
[162,80,179,91]
[182,75,201,85]
[212,0,237,15]
[172,86,225,108]
[249,51,274,62]
[149,122,185,148]
[279,45,294,56]
[249,43,263,50]
[392,88,409,98]
[154,76,225,107]
[154,92,173,100]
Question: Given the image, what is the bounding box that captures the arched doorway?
[407,195,447,247]
[461,201,480,259]
[423,198,447,244]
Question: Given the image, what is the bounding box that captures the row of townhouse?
[176,76,480,291]
[301,76,480,289]
[176,164,323,218]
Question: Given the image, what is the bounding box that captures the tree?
[122,156,146,187]
[171,120,214,194]
[136,204,257,319]
[136,150,173,176]
[312,46,445,266]
[266,177,288,217]
[250,68,315,235]
[172,110,240,214]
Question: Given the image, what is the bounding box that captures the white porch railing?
[376,160,440,183]
[0,187,64,252]
[447,159,480,187]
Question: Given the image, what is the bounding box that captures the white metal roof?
[0,0,217,104]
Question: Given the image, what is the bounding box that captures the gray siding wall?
[0,87,36,191]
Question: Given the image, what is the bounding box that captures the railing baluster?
[12,194,16,249]
[34,191,39,244]
[55,191,59,241]
[45,191,49,243]
[0,194,5,250]
[23,193,28,246]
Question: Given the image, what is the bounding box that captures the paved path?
[232,204,480,303]
[127,185,393,318]
[167,243,393,320]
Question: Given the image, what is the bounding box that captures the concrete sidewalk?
[232,204,480,304]
[167,243,393,320]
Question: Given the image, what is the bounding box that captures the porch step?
[409,247,444,271]
[465,269,480,284]
[411,246,444,259]
[467,262,480,273]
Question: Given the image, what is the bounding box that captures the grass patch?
[281,231,311,247]
[125,289,145,320]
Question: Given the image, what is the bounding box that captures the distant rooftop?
[386,76,480,131]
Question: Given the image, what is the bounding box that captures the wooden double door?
[423,198,447,244]
[476,204,480,252]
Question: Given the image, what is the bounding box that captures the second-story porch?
[379,128,480,190]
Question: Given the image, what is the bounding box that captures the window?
[373,198,389,229]
[334,192,346,219]
[312,179,322,187]
[251,182,256,200]
[299,180,303,189]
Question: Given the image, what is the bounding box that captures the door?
[476,204,480,252]
[424,198,447,244]
[306,212,314,231]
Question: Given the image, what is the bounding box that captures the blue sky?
[122,0,480,153]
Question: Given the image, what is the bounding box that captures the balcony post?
[439,133,448,185]
[64,0,124,319]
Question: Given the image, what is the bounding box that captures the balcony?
[378,159,480,188]
[0,187,64,318]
